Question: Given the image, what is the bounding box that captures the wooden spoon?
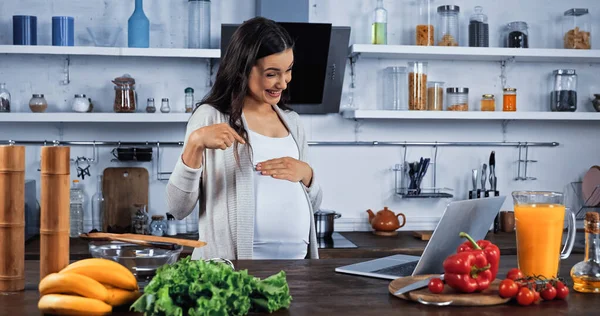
[80,232,207,249]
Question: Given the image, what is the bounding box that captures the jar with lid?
[481,94,495,111]
[188,0,211,49]
[563,8,591,49]
[383,66,408,110]
[505,21,528,48]
[146,98,156,113]
[160,98,171,113]
[185,87,194,113]
[131,204,149,234]
[427,81,444,111]
[446,88,469,111]
[166,213,177,236]
[29,94,48,112]
[502,88,517,111]
[72,94,90,113]
[0,83,11,112]
[437,5,460,46]
[149,215,168,236]
[416,0,434,46]
[469,6,489,47]
[408,62,428,111]
[551,69,577,112]
[113,75,136,113]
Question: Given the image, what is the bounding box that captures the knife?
[489,151,501,233]
[469,169,478,200]
[480,164,487,198]
[394,275,445,296]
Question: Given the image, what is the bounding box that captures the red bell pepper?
[442,249,493,293]
[456,231,500,281]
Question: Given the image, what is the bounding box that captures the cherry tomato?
[541,283,557,300]
[533,289,540,303]
[506,268,524,281]
[556,283,569,300]
[428,278,444,294]
[516,287,535,306]
[498,279,519,298]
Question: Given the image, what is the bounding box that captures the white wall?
[1,0,599,232]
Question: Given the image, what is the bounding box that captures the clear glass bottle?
[469,6,489,47]
[505,21,529,48]
[570,212,600,293]
[481,94,495,111]
[185,87,194,113]
[91,175,104,231]
[69,180,84,237]
[146,97,156,113]
[408,62,428,111]
[427,81,444,111]
[150,215,168,236]
[160,98,171,113]
[563,8,591,49]
[437,5,460,46]
[0,83,11,112]
[29,94,48,113]
[551,69,577,112]
[371,0,387,45]
[416,0,434,46]
[188,0,211,48]
[446,87,469,111]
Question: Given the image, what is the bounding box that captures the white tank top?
[249,129,311,259]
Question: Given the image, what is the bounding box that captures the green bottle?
[371,0,387,44]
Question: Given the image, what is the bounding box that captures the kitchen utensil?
[489,151,496,191]
[314,210,341,238]
[389,274,510,306]
[366,206,406,236]
[412,231,432,241]
[480,163,487,198]
[80,232,207,249]
[393,275,438,295]
[415,158,430,194]
[469,169,478,199]
[582,166,600,207]
[103,167,149,233]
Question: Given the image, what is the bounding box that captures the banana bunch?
[38,258,141,315]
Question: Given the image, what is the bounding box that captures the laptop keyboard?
[371,261,418,277]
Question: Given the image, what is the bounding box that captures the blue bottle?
[128,0,150,48]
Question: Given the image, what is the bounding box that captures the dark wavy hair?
[196,16,294,163]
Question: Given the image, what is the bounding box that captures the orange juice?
[514,203,565,278]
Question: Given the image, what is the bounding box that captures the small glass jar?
[551,69,577,112]
[446,88,469,111]
[185,87,194,113]
[408,61,428,111]
[480,94,495,111]
[437,5,460,46]
[160,98,171,113]
[0,83,11,112]
[113,76,136,113]
[383,66,408,110]
[146,98,156,113]
[469,6,489,47]
[72,94,90,113]
[563,8,591,49]
[503,88,517,111]
[149,215,168,236]
[505,21,529,48]
[29,94,48,113]
[427,81,444,111]
[416,0,434,46]
[131,204,149,235]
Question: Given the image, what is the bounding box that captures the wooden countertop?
[2,254,596,315]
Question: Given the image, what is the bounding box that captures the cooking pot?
[314,210,341,238]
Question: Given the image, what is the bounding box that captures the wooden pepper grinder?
[0,145,25,292]
[40,146,71,281]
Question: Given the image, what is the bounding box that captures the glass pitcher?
[512,191,576,278]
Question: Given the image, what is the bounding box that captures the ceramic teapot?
[366,206,406,232]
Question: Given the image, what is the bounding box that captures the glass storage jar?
[0,83,11,112]
[437,5,460,46]
[408,62,428,110]
[188,0,211,49]
[446,88,469,111]
[160,98,171,113]
[505,21,528,48]
[150,215,168,236]
[131,204,149,234]
[72,94,90,113]
[416,0,434,46]
[502,88,517,111]
[383,66,408,110]
[563,8,591,49]
[480,94,495,111]
[146,98,156,113]
[427,81,444,111]
[551,69,577,112]
[469,6,489,47]
[113,76,136,113]
[29,94,48,112]
[185,87,194,113]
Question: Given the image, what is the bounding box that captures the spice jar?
[160,98,171,113]
[481,94,495,111]
[416,0,434,46]
[72,94,90,113]
[446,88,469,111]
[0,83,11,112]
[468,6,489,47]
[551,69,577,112]
[149,215,168,236]
[563,8,591,49]
[29,94,48,113]
[185,87,194,113]
[113,75,136,113]
[408,62,428,111]
[437,5,460,46]
[146,98,156,113]
[505,21,528,48]
[427,81,444,111]
[502,88,517,112]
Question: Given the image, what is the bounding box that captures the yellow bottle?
[570,212,600,293]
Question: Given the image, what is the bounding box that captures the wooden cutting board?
[412,231,432,241]
[389,274,510,306]
[103,167,149,233]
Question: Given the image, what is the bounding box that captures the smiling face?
[247,48,294,106]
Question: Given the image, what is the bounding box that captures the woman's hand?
[256,157,313,187]
[182,123,245,169]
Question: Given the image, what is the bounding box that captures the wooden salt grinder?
[0,145,25,292]
[40,146,70,280]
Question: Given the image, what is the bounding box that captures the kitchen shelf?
[349,44,600,63]
[0,112,191,123]
[342,110,600,121]
[0,45,220,59]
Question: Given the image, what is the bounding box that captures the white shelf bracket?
[62,56,71,85]
[349,54,359,88]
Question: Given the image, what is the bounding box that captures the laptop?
[334,196,506,280]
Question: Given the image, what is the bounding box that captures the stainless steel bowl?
[314,210,341,238]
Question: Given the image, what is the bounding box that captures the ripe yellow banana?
[39,273,109,302]
[105,287,142,306]
[38,294,112,315]
[59,258,138,291]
